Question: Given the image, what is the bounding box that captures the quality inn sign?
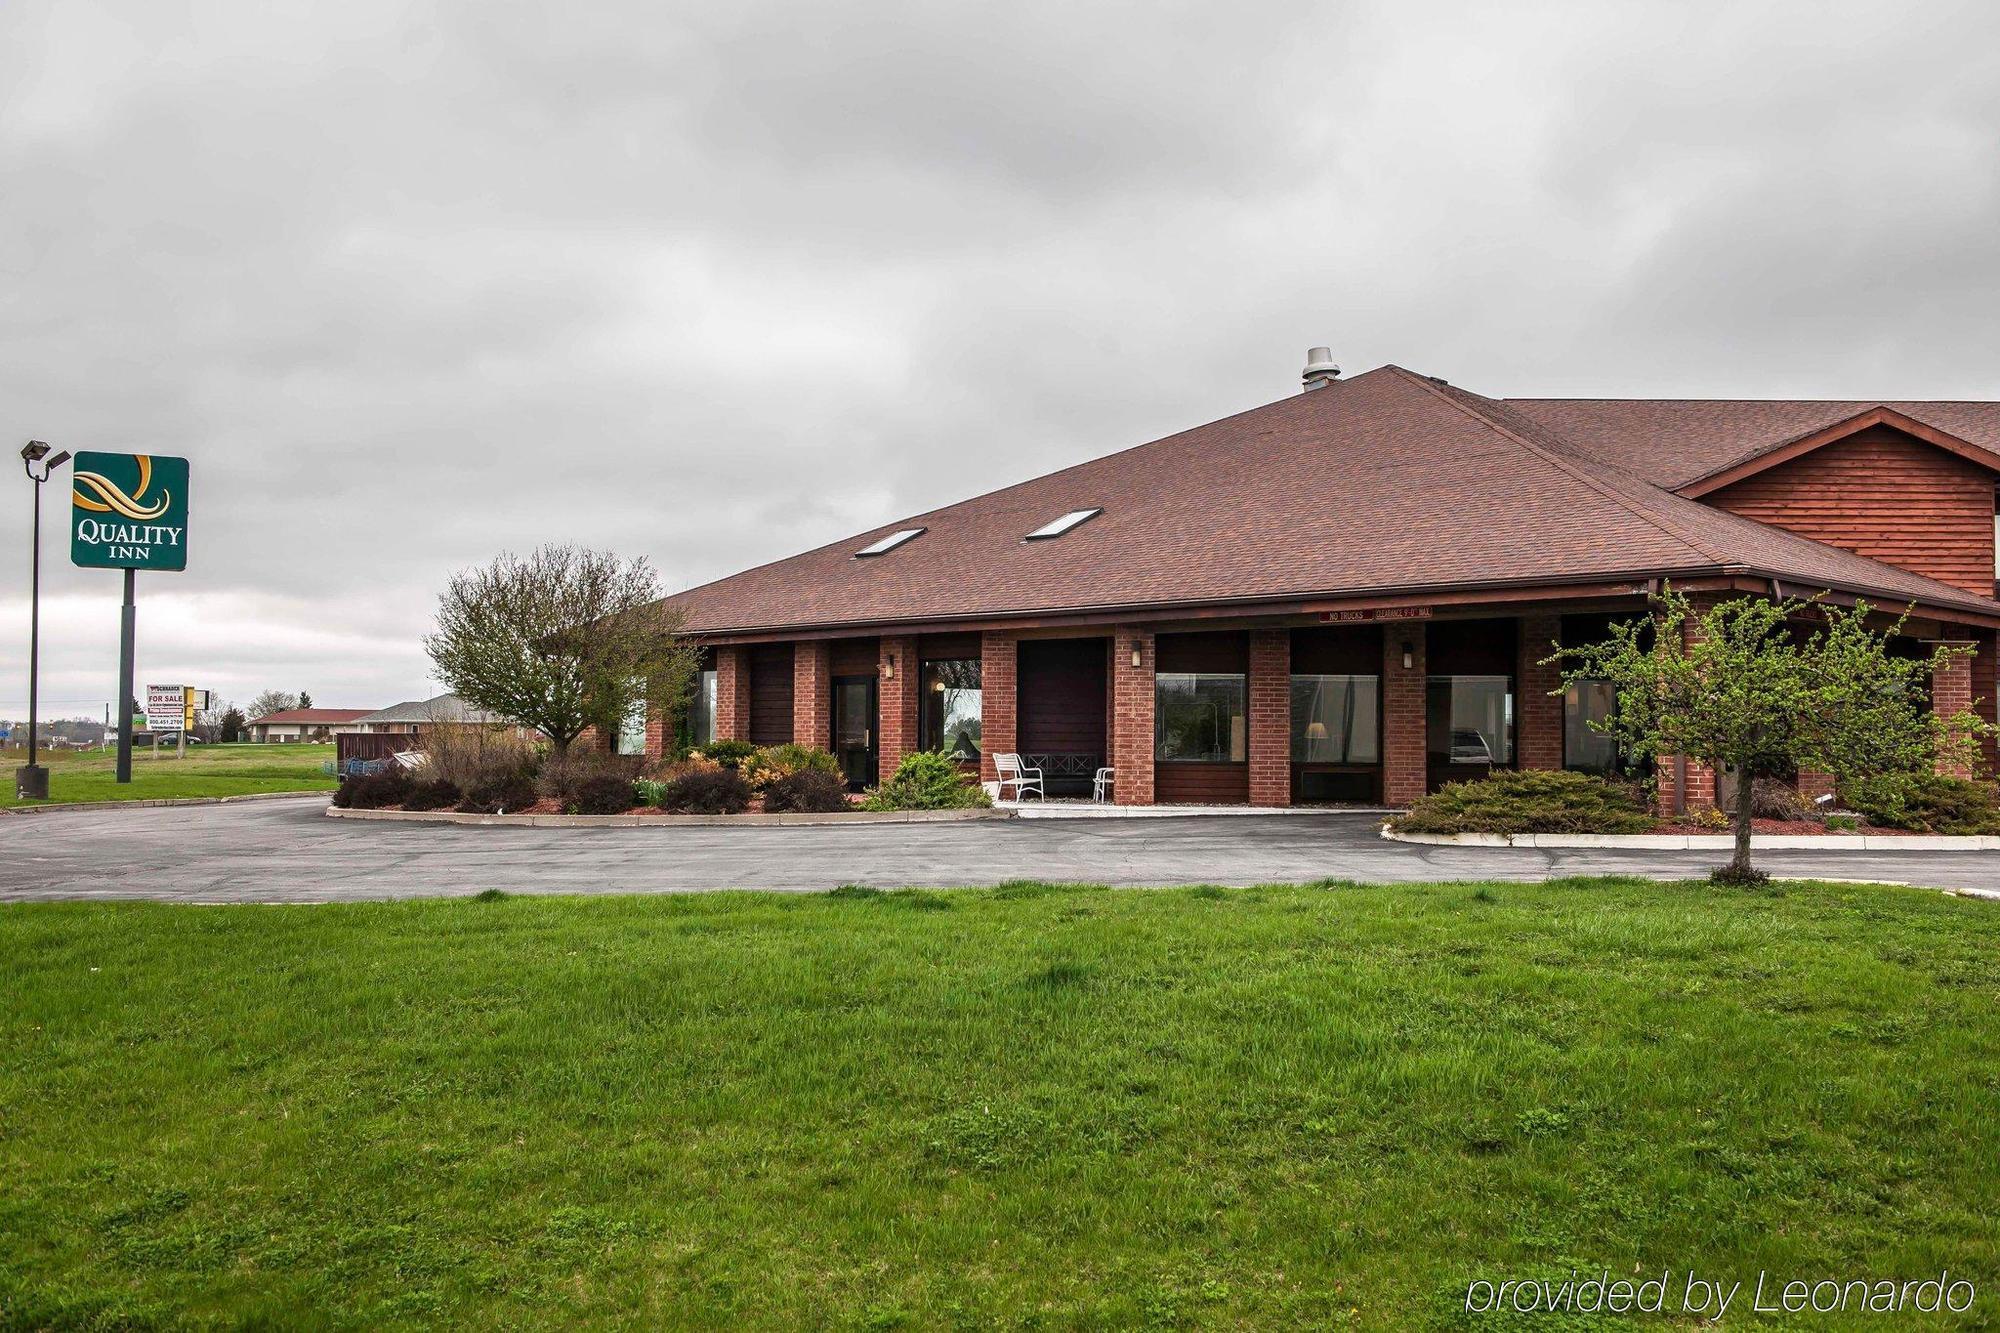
[71,452,189,571]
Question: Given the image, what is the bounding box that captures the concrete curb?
[1005,803,1393,819]
[326,805,1018,828]
[1380,827,2000,851]
[1,790,331,815]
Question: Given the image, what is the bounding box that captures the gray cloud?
[5,0,2000,716]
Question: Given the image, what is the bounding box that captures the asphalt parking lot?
[4,796,1997,903]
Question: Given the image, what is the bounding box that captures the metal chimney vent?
[1302,346,1340,391]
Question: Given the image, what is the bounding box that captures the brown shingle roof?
[662,365,2000,635]
[1505,396,2000,490]
[249,709,373,725]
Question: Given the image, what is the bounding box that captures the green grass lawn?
[0,742,336,807]
[4,877,1997,1328]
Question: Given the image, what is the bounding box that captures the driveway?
[5,796,1998,903]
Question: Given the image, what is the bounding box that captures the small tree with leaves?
[1555,587,1986,883]
[425,544,699,756]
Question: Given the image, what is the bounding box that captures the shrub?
[537,749,642,804]
[762,767,852,814]
[1842,772,2000,835]
[415,723,540,794]
[1388,770,1655,835]
[402,778,462,811]
[693,739,757,771]
[457,772,539,815]
[571,773,639,815]
[656,763,751,814]
[634,778,668,807]
[744,743,840,792]
[859,750,992,812]
[1685,804,1731,832]
[341,768,413,810]
[1825,813,1861,833]
[1750,776,1819,823]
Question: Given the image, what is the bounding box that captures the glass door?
[832,675,878,790]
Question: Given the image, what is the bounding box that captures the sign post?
[71,452,189,783]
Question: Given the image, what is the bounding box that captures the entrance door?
[832,675,878,790]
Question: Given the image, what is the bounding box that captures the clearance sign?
[71,452,190,571]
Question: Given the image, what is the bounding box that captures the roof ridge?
[1386,368,1738,567]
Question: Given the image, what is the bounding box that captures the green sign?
[70,452,189,571]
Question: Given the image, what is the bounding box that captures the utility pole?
[16,441,71,801]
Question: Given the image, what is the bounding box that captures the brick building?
[638,358,2000,808]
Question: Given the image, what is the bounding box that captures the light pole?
[17,441,72,801]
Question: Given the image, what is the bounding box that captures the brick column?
[1930,639,1978,778]
[878,635,920,776]
[644,707,668,761]
[791,641,831,750]
[1975,630,1999,779]
[1111,627,1156,805]
[1656,596,1717,815]
[978,632,1017,785]
[715,645,752,742]
[1248,629,1291,806]
[1382,625,1426,806]
[1517,612,1563,771]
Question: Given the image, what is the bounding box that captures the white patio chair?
[1093,766,1115,803]
[994,752,1045,802]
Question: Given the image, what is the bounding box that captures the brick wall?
[878,635,919,776]
[716,645,752,742]
[1932,639,1978,778]
[1517,612,1563,771]
[1703,425,1999,596]
[1381,624,1426,806]
[979,632,1017,785]
[645,708,667,761]
[1655,594,1718,815]
[1111,627,1156,805]
[792,641,830,749]
[1247,629,1291,806]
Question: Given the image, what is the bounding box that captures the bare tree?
[424,545,699,756]
[248,690,299,720]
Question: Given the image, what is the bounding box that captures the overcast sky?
[5,1,2000,719]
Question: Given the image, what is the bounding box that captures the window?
[1564,679,1619,774]
[1156,673,1247,762]
[615,690,648,756]
[856,527,925,557]
[920,659,982,760]
[1426,675,1513,766]
[1291,674,1379,764]
[689,669,717,747]
[1025,507,1102,540]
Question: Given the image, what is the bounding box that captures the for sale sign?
[145,685,186,732]
[71,452,189,571]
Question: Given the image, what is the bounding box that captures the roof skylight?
[855,527,925,557]
[1024,508,1102,540]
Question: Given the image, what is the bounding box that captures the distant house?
[351,694,532,739]
[246,708,374,743]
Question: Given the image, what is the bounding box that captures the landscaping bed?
[6,876,1996,1326]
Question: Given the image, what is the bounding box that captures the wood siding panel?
[1155,761,1249,803]
[1018,638,1108,755]
[748,644,795,745]
[1157,631,1249,673]
[1705,426,1998,596]
[829,637,881,678]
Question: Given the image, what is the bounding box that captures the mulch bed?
[1651,817,1906,836]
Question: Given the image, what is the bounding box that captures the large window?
[615,689,648,756]
[688,669,717,748]
[1563,679,1618,774]
[920,659,982,760]
[1157,673,1247,762]
[1291,674,1379,764]
[1426,675,1513,767]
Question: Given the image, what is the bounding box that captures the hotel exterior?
[630,358,2000,809]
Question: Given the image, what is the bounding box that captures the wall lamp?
[882,652,897,680]
[1401,641,1415,671]
[1130,646,1142,668]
